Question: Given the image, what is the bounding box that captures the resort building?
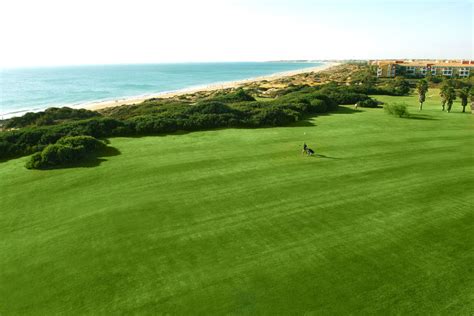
[374,60,474,78]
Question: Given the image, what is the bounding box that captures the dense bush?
[25,136,106,169]
[386,78,411,95]
[349,80,411,96]
[310,99,328,113]
[186,101,237,115]
[427,76,443,84]
[246,107,299,126]
[209,89,256,103]
[100,100,191,120]
[271,84,311,97]
[384,103,410,118]
[357,98,380,108]
[56,135,107,152]
[0,117,128,159]
[279,83,372,106]
[5,107,101,128]
[330,91,369,104]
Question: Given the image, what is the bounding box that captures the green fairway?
[1,92,473,314]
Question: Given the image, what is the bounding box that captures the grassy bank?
[0,92,472,314]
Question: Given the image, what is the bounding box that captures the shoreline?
[86,62,337,111]
[1,62,338,119]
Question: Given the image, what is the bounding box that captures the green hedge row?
[1,84,377,161]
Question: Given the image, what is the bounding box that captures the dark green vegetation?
[2,64,433,163]
[384,102,410,117]
[357,98,380,108]
[416,79,428,110]
[4,107,101,128]
[457,86,470,113]
[1,90,473,314]
[1,86,384,161]
[26,136,107,169]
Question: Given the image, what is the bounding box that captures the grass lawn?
[1,91,473,314]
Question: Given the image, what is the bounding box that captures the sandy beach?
[84,62,338,111]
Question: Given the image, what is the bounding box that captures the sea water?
[0,62,322,118]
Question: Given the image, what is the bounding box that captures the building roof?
[376,60,474,68]
[430,62,474,68]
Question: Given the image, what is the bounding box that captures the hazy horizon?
[3,58,473,70]
[0,0,473,68]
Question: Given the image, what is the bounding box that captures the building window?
[431,68,437,75]
[459,68,470,77]
[420,67,427,75]
[377,68,382,76]
[406,66,415,74]
[442,68,453,76]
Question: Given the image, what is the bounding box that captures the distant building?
[374,60,474,78]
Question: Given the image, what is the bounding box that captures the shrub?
[247,107,299,126]
[309,99,328,113]
[327,91,370,105]
[56,135,106,152]
[186,101,236,115]
[357,98,380,108]
[0,117,127,160]
[25,136,106,169]
[209,88,255,103]
[129,115,180,134]
[5,107,101,128]
[428,76,443,84]
[25,152,43,169]
[387,78,411,95]
[384,103,410,118]
[40,144,76,166]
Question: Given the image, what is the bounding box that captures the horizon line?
[2,57,473,69]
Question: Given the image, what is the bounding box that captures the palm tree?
[445,87,456,113]
[440,84,449,111]
[416,79,428,110]
[457,87,470,113]
[470,88,474,114]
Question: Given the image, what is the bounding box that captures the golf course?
[1,91,473,314]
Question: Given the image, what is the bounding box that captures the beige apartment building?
[374,60,474,78]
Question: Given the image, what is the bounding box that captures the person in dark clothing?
[302,142,315,156]
[302,143,308,155]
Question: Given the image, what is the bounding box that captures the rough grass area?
[1,90,473,314]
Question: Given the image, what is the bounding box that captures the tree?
[389,77,411,95]
[457,87,470,113]
[470,88,474,114]
[416,79,429,110]
[440,83,450,111]
[445,87,456,113]
[425,69,433,81]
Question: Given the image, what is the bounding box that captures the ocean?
[0,62,323,118]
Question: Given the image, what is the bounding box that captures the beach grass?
[1,91,473,314]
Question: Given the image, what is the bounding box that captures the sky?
[0,0,472,67]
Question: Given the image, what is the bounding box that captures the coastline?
[84,62,338,111]
[1,62,338,119]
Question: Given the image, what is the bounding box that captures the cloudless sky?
[0,0,472,67]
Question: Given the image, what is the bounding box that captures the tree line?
[416,78,474,113]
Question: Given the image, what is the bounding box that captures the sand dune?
[85,62,338,111]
